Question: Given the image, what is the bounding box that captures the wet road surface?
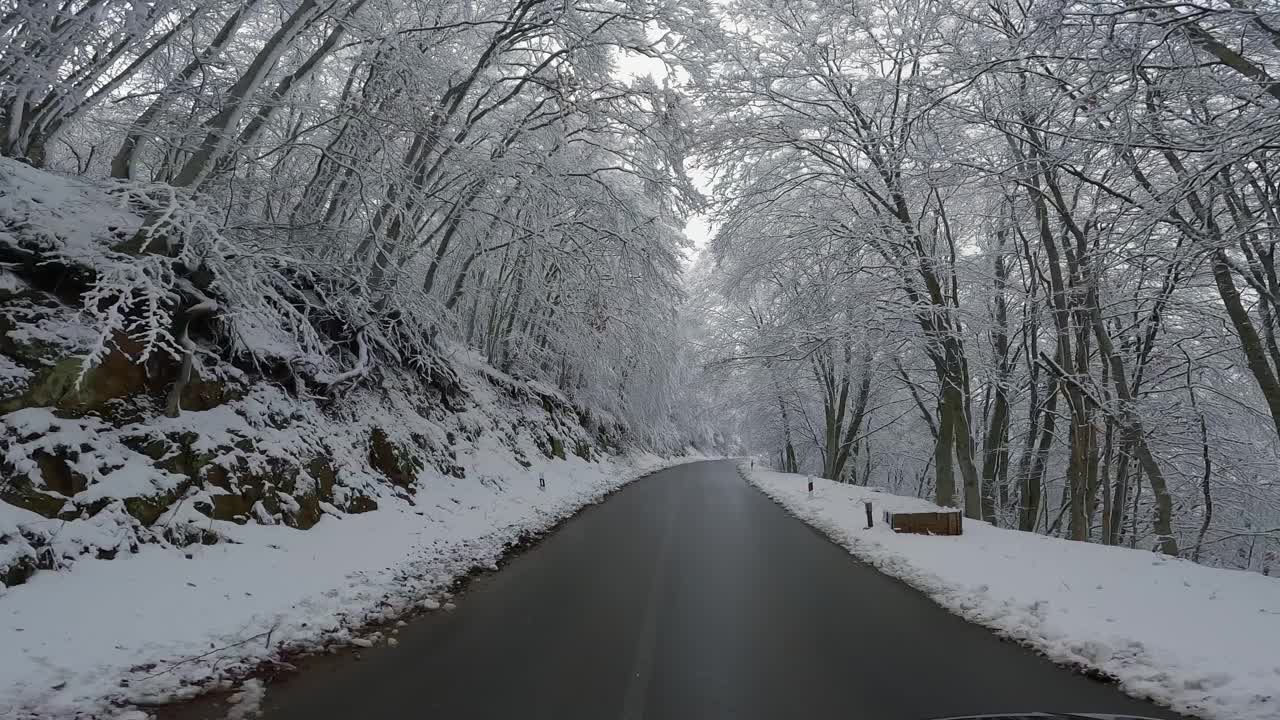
[245,460,1182,720]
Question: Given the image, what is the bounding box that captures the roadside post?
[539,474,545,491]
[807,474,813,494]
[864,500,873,529]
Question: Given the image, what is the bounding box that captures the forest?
[690,0,1280,574]
[2,0,1279,576]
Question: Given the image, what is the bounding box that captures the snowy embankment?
[1,452,700,718]
[744,466,1280,720]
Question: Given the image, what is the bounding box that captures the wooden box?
[882,510,962,536]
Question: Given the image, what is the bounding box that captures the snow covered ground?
[0,451,701,719]
[744,465,1280,720]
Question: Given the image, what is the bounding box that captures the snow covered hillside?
[743,465,1280,720]
[0,157,708,717]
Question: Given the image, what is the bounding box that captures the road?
[242,460,1182,720]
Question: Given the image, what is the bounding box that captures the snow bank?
[744,466,1280,720]
[0,450,701,718]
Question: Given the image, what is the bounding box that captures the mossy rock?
[190,453,332,528]
[210,493,254,524]
[305,457,337,500]
[0,318,56,370]
[197,456,295,525]
[0,333,150,414]
[175,372,244,413]
[368,428,421,489]
[1,553,38,588]
[288,491,324,530]
[0,476,66,518]
[204,462,233,491]
[33,448,89,496]
[133,437,170,462]
[0,295,67,369]
[274,457,337,530]
[124,431,217,480]
[123,492,178,526]
[259,456,302,494]
[0,356,82,414]
[345,495,378,514]
[546,433,566,460]
[109,479,194,527]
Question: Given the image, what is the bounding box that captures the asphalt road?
[246,459,1182,720]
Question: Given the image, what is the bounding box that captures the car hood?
[933,715,1165,720]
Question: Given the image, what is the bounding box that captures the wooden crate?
[882,510,962,536]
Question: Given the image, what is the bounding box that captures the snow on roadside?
[743,465,1280,720]
[0,451,704,719]
[223,678,264,720]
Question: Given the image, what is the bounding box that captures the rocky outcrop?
[1,311,612,589]
[0,203,615,590]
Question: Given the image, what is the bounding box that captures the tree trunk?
[935,386,957,507]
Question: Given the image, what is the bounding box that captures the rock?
[368,428,420,489]
[209,493,255,524]
[288,492,323,530]
[1,553,38,588]
[175,372,243,413]
[0,270,28,302]
[32,448,88,496]
[547,433,565,460]
[1,333,150,415]
[0,478,66,518]
[306,457,337,499]
[345,494,378,514]
[123,486,192,526]
[276,456,339,530]
[123,431,214,479]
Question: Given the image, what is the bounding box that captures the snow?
[0,269,24,293]
[0,451,702,718]
[3,311,98,357]
[3,408,191,503]
[0,159,138,265]
[224,678,265,720]
[744,465,1280,720]
[0,355,32,396]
